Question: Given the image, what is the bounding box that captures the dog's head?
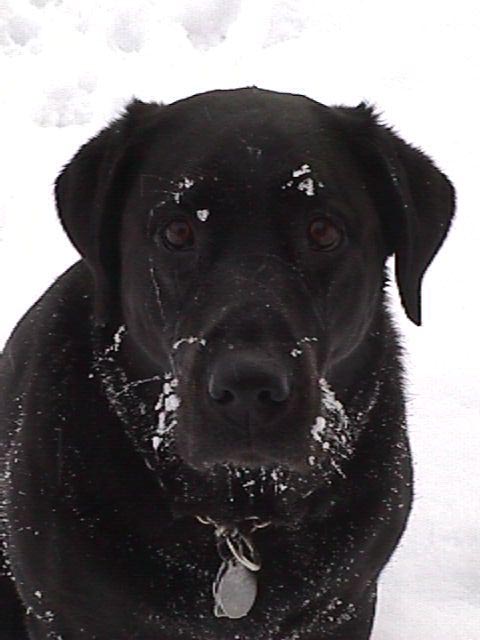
[55,88,454,520]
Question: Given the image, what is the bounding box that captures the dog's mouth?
[214,448,292,469]
[148,375,356,527]
[95,325,375,526]
[159,461,326,527]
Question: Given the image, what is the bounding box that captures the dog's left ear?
[337,104,455,325]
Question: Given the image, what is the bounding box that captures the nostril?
[257,388,288,404]
[208,374,234,404]
[215,389,235,405]
[268,381,290,402]
[258,389,273,404]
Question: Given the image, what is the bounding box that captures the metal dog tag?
[213,558,257,619]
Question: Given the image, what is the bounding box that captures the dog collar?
[196,515,270,619]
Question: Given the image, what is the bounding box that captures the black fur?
[0,88,454,639]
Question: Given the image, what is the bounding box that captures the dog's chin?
[162,461,320,528]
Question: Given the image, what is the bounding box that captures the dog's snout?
[208,353,291,424]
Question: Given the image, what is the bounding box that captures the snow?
[172,336,207,350]
[292,164,311,178]
[309,378,356,479]
[283,164,323,196]
[310,415,326,443]
[173,177,196,203]
[1,1,479,637]
[290,336,319,357]
[164,393,181,413]
[112,325,126,352]
[196,208,210,222]
[290,163,316,196]
[154,372,180,438]
[152,435,162,452]
[297,177,315,196]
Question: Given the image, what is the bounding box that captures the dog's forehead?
[138,107,362,209]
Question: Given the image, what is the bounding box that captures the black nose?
[208,353,291,425]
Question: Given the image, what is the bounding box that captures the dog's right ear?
[55,99,162,326]
[333,103,454,326]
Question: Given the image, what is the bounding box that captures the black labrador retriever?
[0,88,454,639]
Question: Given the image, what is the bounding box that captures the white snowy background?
[0,1,479,638]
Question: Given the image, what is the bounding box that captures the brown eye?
[162,219,194,250]
[308,218,343,251]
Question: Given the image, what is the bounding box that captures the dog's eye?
[308,218,343,251]
[162,219,195,251]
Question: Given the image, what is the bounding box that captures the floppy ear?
[337,104,455,325]
[55,99,162,326]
